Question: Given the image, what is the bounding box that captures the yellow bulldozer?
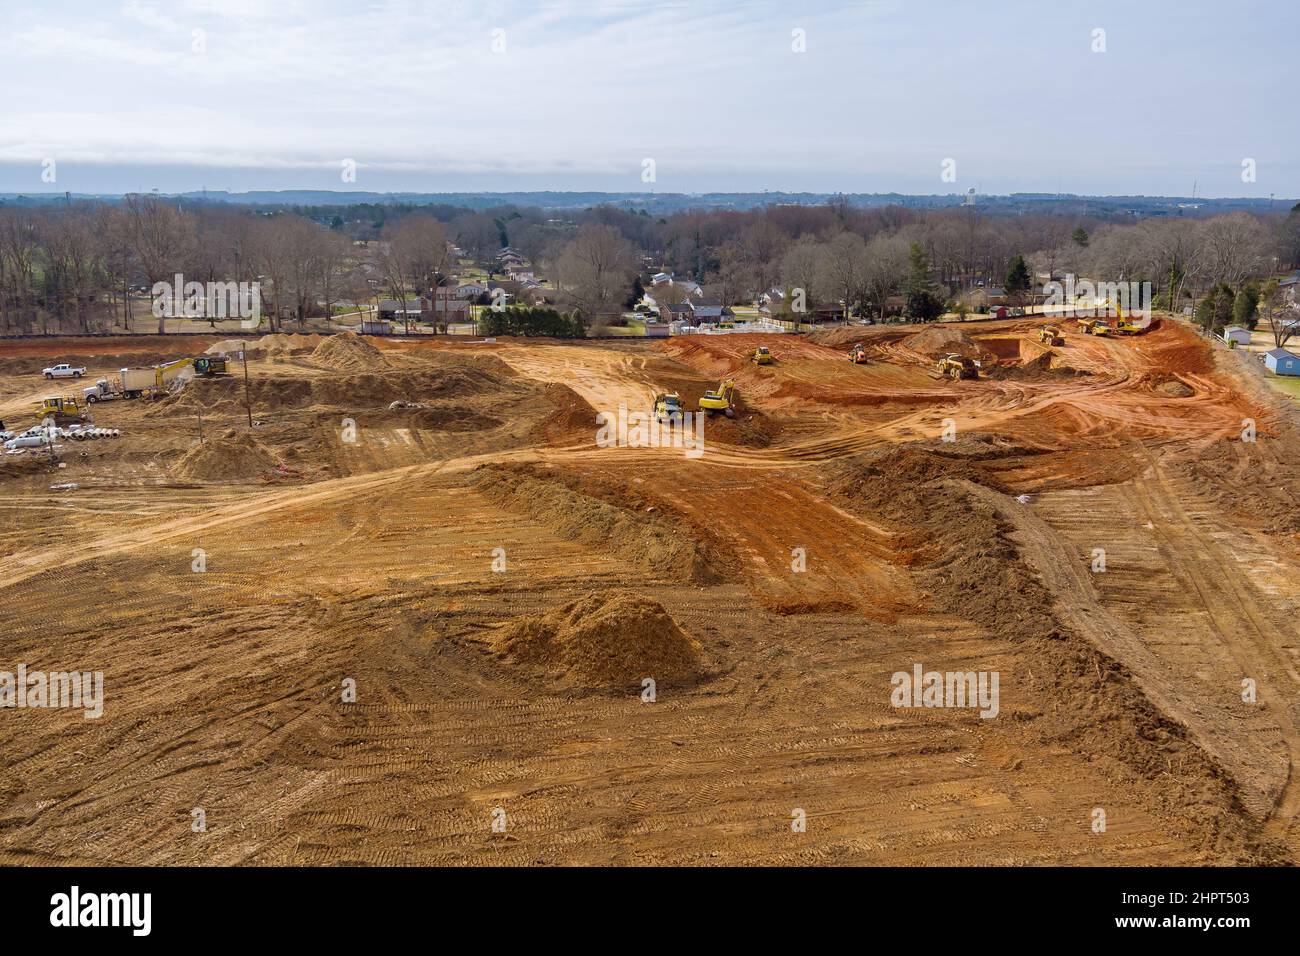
[36,395,88,427]
[751,346,774,365]
[849,343,868,364]
[698,379,737,417]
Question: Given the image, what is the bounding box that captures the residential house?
[691,300,724,324]
[378,299,425,322]
[1280,271,1300,306]
[425,292,470,324]
[454,282,488,300]
[659,301,695,324]
[649,273,703,297]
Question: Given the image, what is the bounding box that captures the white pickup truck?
[42,363,86,380]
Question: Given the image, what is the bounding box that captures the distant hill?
[0,190,1292,219]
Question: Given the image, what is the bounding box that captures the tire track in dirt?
[1124,450,1300,846]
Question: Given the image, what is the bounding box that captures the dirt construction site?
[2,317,1299,866]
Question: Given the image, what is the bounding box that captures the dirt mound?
[310,332,388,371]
[148,361,518,418]
[828,443,1283,863]
[493,591,703,688]
[532,383,600,444]
[474,465,723,584]
[170,433,278,481]
[205,333,323,360]
[902,326,987,361]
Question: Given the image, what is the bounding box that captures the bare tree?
[780,237,822,314]
[0,210,42,334]
[1200,213,1271,287]
[817,231,870,321]
[552,224,636,324]
[95,204,137,331]
[43,208,105,332]
[121,195,196,333]
[378,216,451,333]
[863,234,910,319]
[1261,279,1300,348]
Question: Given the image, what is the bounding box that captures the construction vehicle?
[82,379,121,404]
[698,379,737,417]
[849,343,868,364]
[112,358,197,399]
[654,392,683,423]
[1111,303,1148,335]
[193,355,228,376]
[1039,325,1064,346]
[36,396,88,427]
[937,354,978,380]
[1077,318,1112,337]
[751,346,774,365]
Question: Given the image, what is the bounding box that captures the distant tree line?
[2,193,1298,334]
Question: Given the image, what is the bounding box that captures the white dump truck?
[88,359,195,401]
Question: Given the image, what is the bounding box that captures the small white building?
[1222,326,1252,346]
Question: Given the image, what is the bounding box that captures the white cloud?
[0,0,1295,195]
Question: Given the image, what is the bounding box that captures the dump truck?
[1039,325,1064,346]
[751,346,774,365]
[1077,318,1112,337]
[849,343,868,364]
[698,379,737,417]
[937,354,978,380]
[112,358,196,399]
[36,396,88,427]
[654,392,683,423]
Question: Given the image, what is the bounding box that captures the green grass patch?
[1264,373,1300,403]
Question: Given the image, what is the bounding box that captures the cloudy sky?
[0,0,1296,197]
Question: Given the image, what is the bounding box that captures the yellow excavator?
[1111,302,1147,335]
[698,379,737,417]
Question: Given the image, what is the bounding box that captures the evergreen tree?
[1233,283,1260,330]
[1005,254,1032,306]
[625,275,645,310]
[1071,226,1089,247]
[904,243,944,322]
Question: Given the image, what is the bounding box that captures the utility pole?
[241,345,253,428]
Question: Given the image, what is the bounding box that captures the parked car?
[42,363,86,379]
